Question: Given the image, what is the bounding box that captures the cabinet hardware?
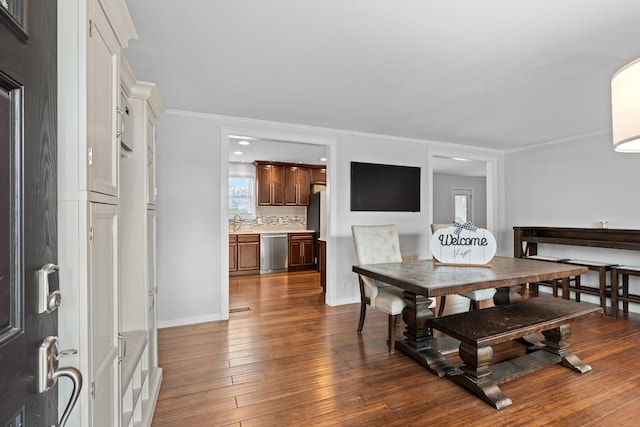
[117,333,126,362]
[116,109,125,137]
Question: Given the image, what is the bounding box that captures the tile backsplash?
[230,206,307,229]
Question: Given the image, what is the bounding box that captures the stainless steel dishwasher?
[260,233,288,273]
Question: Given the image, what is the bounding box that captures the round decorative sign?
[430,224,497,265]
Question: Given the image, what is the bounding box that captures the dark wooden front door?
[0,1,59,425]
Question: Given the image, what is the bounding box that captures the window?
[228,176,255,218]
[452,188,472,223]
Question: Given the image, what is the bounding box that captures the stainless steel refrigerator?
[307,189,327,270]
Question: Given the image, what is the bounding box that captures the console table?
[514,226,640,315]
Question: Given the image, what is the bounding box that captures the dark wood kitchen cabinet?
[319,239,326,293]
[285,166,310,206]
[288,232,315,270]
[229,234,238,272]
[255,162,285,206]
[255,161,325,207]
[310,167,326,185]
[229,234,260,274]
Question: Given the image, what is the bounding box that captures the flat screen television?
[350,161,421,212]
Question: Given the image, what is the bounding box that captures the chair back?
[431,223,452,234]
[352,224,403,303]
[352,224,403,265]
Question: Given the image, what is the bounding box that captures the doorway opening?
[429,152,498,258]
[220,128,336,319]
[452,188,473,223]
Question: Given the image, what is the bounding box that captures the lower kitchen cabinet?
[229,235,238,272]
[288,233,315,270]
[319,239,326,293]
[230,234,260,274]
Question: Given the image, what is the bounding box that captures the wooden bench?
[514,226,640,314]
[428,296,602,409]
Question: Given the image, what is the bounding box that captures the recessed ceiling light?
[233,151,243,155]
[238,140,250,146]
[320,157,327,162]
[451,157,470,162]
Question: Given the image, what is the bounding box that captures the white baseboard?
[158,313,222,329]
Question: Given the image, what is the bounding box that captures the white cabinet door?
[90,202,120,427]
[146,117,156,205]
[147,209,158,369]
[88,4,120,196]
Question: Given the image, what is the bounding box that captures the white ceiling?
[125,0,640,170]
[228,136,328,165]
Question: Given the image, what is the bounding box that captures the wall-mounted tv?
[350,161,421,212]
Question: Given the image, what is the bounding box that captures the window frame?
[228,175,256,219]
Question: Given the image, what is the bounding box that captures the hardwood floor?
[152,271,640,426]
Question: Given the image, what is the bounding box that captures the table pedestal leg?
[448,343,512,409]
[395,291,455,377]
[542,324,592,374]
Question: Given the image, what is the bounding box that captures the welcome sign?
[430,223,497,266]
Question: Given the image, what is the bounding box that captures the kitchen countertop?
[229,229,315,235]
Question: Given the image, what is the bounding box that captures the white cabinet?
[147,209,158,370]
[118,57,164,427]
[58,1,161,426]
[146,117,157,204]
[119,92,133,153]
[87,1,121,197]
[89,203,119,427]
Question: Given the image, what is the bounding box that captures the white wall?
[505,132,640,307]
[155,111,503,326]
[433,174,487,227]
[333,133,432,304]
[155,114,223,326]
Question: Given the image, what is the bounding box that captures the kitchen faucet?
[233,214,241,231]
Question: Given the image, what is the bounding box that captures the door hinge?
[90,381,95,399]
[88,147,93,166]
[89,19,92,37]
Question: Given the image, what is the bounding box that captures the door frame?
[219,126,338,317]
[427,148,502,257]
[451,187,474,223]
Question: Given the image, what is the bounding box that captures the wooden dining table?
[352,256,590,377]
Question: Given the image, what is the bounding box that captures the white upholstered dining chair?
[430,223,496,316]
[351,224,406,353]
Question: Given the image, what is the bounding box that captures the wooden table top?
[352,256,588,298]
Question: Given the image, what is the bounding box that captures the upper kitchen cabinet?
[310,167,327,185]
[255,162,285,206]
[285,166,310,206]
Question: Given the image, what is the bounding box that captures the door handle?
[39,336,83,427]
